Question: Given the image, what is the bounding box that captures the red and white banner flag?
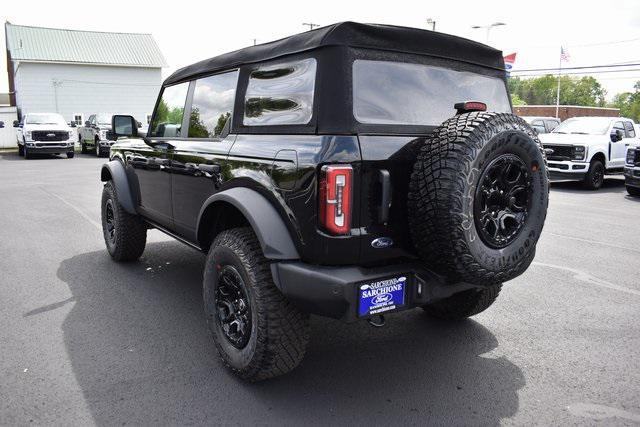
[503,52,517,74]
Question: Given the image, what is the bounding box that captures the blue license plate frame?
[357,275,408,317]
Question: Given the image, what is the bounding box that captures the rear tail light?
[319,165,353,235]
[454,101,487,114]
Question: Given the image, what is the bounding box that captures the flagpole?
[555,47,562,118]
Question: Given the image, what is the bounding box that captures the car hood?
[23,124,70,131]
[539,133,607,146]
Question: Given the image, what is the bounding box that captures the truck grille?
[543,144,573,161]
[31,131,69,142]
[628,148,640,166]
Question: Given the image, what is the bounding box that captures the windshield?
[96,114,113,125]
[552,118,611,135]
[25,114,66,125]
[353,60,511,126]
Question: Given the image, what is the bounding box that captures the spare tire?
[408,112,549,285]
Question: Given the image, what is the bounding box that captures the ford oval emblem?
[371,293,393,305]
[371,237,393,249]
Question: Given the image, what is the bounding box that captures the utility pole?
[471,22,506,45]
[253,38,257,46]
[302,23,319,31]
[52,79,62,113]
[426,18,436,31]
[555,47,562,118]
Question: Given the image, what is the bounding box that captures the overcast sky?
[2,0,639,100]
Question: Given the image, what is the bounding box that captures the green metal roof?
[5,23,167,67]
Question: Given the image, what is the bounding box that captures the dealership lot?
[0,152,639,425]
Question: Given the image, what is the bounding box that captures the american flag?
[560,46,570,62]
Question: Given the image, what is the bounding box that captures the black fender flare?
[100,160,137,215]
[197,187,300,260]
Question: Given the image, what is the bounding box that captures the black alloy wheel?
[474,154,532,249]
[215,265,252,349]
[104,199,116,245]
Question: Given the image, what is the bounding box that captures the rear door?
[352,59,512,264]
[169,70,238,241]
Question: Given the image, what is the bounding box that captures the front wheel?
[67,151,75,159]
[101,182,147,261]
[627,185,640,197]
[203,227,310,381]
[95,140,101,157]
[583,159,604,190]
[23,145,30,159]
[18,144,24,156]
[423,284,502,320]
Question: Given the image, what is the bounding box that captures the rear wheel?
[627,185,640,197]
[101,182,147,261]
[423,284,502,320]
[583,159,604,190]
[408,112,549,286]
[203,227,309,381]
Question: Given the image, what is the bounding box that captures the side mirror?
[13,120,20,128]
[111,115,138,138]
[69,121,77,128]
[611,129,624,142]
[0,121,4,129]
[84,120,91,127]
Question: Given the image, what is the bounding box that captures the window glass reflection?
[244,58,317,126]
[189,71,238,138]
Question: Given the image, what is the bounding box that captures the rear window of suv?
[353,60,511,126]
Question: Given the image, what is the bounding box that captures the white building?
[5,23,166,127]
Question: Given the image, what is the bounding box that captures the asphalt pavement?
[0,152,639,426]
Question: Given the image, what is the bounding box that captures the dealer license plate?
[358,275,407,317]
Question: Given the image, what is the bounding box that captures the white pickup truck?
[624,137,640,197]
[539,116,637,190]
[14,113,75,159]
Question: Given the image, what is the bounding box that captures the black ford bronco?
[100,22,549,381]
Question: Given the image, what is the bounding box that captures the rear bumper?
[271,261,481,323]
[624,167,640,187]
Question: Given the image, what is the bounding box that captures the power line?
[512,62,640,73]
[512,68,640,78]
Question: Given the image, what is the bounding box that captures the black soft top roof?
[164,21,505,85]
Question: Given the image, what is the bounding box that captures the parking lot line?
[532,261,640,297]
[39,186,101,231]
[545,231,640,254]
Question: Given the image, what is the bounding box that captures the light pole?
[426,18,436,31]
[471,22,506,44]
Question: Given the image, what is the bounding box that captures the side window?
[531,120,546,134]
[188,70,238,138]
[545,120,559,132]
[613,121,625,137]
[149,82,189,137]
[623,121,636,138]
[243,58,317,126]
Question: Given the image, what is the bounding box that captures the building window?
[73,114,83,126]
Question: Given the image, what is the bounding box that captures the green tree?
[188,107,210,138]
[214,112,231,135]
[510,93,527,106]
[508,75,606,106]
[609,81,640,122]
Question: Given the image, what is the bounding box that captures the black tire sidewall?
[203,244,259,371]
[586,160,604,190]
[460,128,548,276]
